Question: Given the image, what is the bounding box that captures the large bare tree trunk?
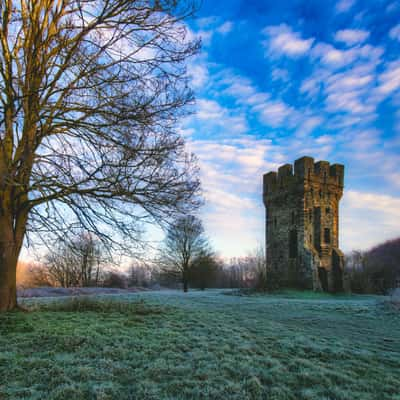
[0,219,19,311]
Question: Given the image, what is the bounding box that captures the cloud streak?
[262,24,314,58]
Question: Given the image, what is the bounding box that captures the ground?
[0,290,399,400]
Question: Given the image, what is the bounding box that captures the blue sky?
[179,0,400,257]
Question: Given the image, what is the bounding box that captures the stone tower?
[263,156,345,292]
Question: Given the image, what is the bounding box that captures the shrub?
[102,272,127,288]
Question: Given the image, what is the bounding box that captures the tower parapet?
[263,156,345,292]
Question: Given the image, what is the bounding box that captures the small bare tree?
[0,0,200,311]
[128,260,153,287]
[44,231,104,287]
[159,215,209,292]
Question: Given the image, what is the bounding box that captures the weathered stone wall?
[263,156,345,292]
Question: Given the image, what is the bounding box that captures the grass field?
[0,290,399,400]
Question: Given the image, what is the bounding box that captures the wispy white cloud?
[194,98,249,134]
[271,68,290,82]
[215,70,269,105]
[217,21,234,35]
[389,24,400,41]
[295,116,324,137]
[262,24,314,58]
[244,92,271,106]
[195,99,225,120]
[188,59,209,89]
[299,39,385,119]
[223,80,257,98]
[196,16,219,29]
[377,60,400,95]
[254,99,296,127]
[335,0,356,13]
[311,43,382,70]
[335,29,370,46]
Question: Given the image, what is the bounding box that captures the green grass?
[0,290,399,400]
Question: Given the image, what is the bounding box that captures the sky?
[178,0,400,257]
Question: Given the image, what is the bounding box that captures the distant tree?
[345,250,369,293]
[103,271,127,289]
[189,253,220,290]
[17,261,53,288]
[248,246,267,290]
[222,247,267,289]
[159,215,210,292]
[0,0,200,311]
[44,244,77,288]
[44,232,105,288]
[128,260,152,287]
[74,233,104,287]
[345,238,400,294]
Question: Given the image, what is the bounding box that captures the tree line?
[18,215,400,295]
[345,237,400,294]
[17,215,268,292]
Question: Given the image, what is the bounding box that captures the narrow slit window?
[289,229,297,258]
[324,228,331,244]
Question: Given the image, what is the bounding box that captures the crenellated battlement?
[263,156,344,197]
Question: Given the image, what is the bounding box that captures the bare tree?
[16,260,53,288]
[0,1,200,310]
[128,260,153,287]
[159,215,209,292]
[44,231,105,287]
[74,232,104,287]
[345,238,400,294]
[44,242,78,288]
